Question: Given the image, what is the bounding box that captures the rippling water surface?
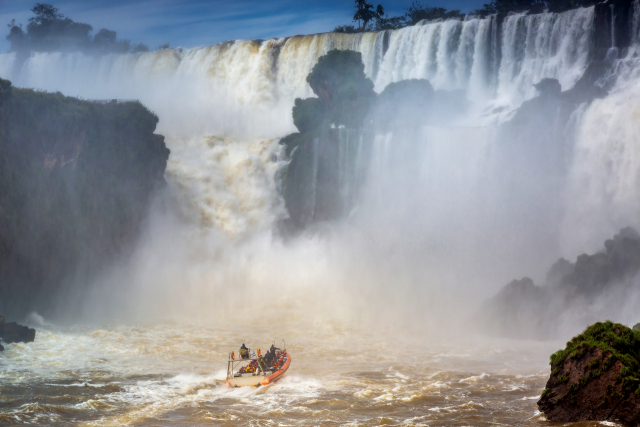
[0,320,622,426]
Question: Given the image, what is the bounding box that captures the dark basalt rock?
[538,322,640,425]
[478,228,640,339]
[0,315,36,350]
[0,78,169,319]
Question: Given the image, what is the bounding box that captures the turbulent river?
[1,320,565,426]
[3,3,640,426]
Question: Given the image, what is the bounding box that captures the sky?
[0,0,487,52]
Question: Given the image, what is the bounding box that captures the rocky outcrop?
[538,322,640,425]
[0,79,170,319]
[0,316,36,349]
[282,75,467,232]
[282,50,375,230]
[478,228,640,339]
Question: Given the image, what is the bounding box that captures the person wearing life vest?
[240,343,249,360]
[264,349,274,365]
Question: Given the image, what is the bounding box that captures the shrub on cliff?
[539,321,640,423]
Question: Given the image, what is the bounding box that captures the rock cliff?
[538,321,640,425]
[0,79,169,319]
[0,315,36,350]
[479,228,640,339]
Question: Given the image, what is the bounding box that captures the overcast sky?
[1,0,487,52]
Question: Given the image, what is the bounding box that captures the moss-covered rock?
[0,78,169,319]
[538,321,640,424]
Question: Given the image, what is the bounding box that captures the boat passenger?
[240,343,249,359]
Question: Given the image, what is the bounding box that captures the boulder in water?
[538,321,640,424]
[0,315,36,347]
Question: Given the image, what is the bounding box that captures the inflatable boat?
[224,345,291,388]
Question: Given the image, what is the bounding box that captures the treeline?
[6,3,167,54]
[335,0,596,33]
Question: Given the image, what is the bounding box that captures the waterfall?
[631,0,640,46]
[0,7,596,138]
[337,128,360,212]
[496,7,594,105]
[611,4,617,48]
[0,6,599,241]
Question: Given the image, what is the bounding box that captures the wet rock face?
[538,322,640,425]
[0,315,35,349]
[478,228,640,339]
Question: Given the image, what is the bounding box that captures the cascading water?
[0,7,595,140]
[0,5,608,298]
[632,0,640,45]
[496,7,594,105]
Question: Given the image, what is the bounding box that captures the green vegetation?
[0,78,169,318]
[6,3,150,53]
[404,2,463,25]
[353,0,385,30]
[549,321,640,399]
[474,0,596,15]
[334,0,597,32]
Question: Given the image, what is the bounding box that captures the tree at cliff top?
[0,78,169,319]
[353,0,385,30]
[403,1,462,25]
[538,321,640,424]
[6,3,149,53]
[334,0,599,31]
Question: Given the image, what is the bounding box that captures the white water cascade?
[4,5,637,316]
[0,7,595,140]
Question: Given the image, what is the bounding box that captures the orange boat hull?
[261,351,291,386]
[224,351,291,388]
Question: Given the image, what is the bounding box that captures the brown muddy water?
[0,320,622,426]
